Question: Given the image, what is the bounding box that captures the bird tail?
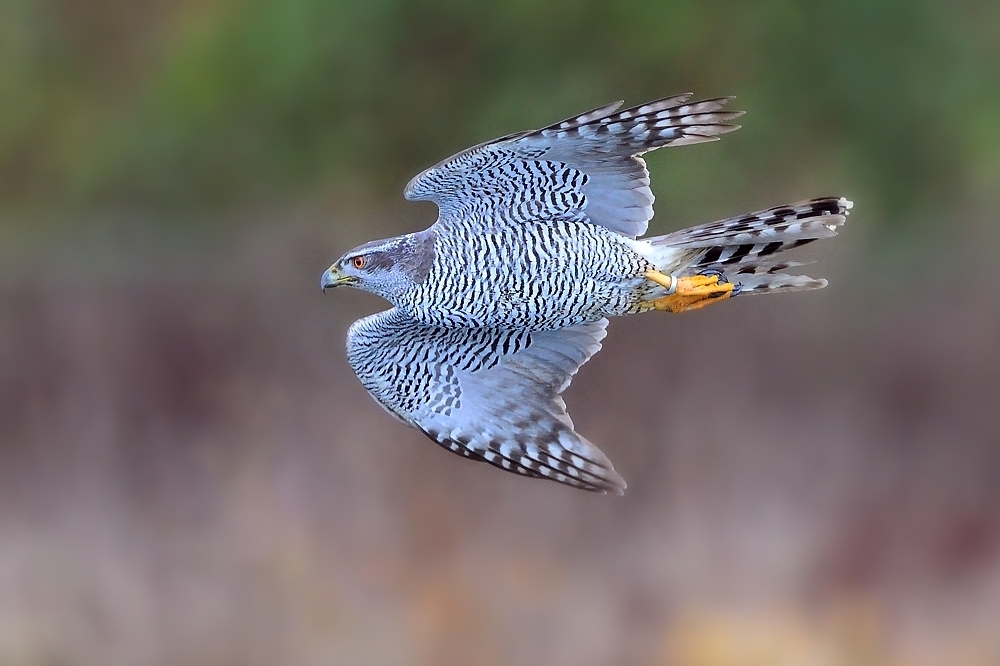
[639,197,852,294]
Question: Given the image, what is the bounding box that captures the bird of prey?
[322,93,851,494]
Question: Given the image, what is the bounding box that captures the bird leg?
[640,269,736,313]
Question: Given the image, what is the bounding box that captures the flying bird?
[322,93,851,494]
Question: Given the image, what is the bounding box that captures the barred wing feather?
[346,309,625,493]
[404,93,743,238]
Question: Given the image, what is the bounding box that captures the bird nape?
[321,92,851,494]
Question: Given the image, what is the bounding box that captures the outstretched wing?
[404,93,743,238]
[346,309,625,493]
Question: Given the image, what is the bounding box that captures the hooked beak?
[320,266,357,292]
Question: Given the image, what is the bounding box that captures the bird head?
[321,231,435,302]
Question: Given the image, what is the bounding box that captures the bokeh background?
[2,1,1000,664]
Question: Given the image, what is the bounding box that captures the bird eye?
[352,256,366,269]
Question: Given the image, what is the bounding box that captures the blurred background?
[2,0,999,664]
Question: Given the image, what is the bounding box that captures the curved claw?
[698,267,742,297]
[698,267,729,283]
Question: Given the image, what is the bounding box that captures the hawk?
[321,93,851,494]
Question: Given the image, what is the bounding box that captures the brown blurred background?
[2,1,1000,664]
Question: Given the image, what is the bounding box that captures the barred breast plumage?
[321,92,852,493]
[400,219,652,329]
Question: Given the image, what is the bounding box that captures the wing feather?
[346,309,625,493]
[404,94,743,238]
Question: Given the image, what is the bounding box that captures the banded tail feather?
[645,197,852,295]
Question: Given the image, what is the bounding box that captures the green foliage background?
[2,0,998,235]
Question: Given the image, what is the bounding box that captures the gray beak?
[321,266,356,292]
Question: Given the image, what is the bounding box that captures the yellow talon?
[644,270,676,292]
[641,270,735,314]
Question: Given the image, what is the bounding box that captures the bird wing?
[347,309,625,493]
[404,93,743,238]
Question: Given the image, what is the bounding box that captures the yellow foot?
[640,270,735,313]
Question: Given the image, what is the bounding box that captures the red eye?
[352,256,366,269]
